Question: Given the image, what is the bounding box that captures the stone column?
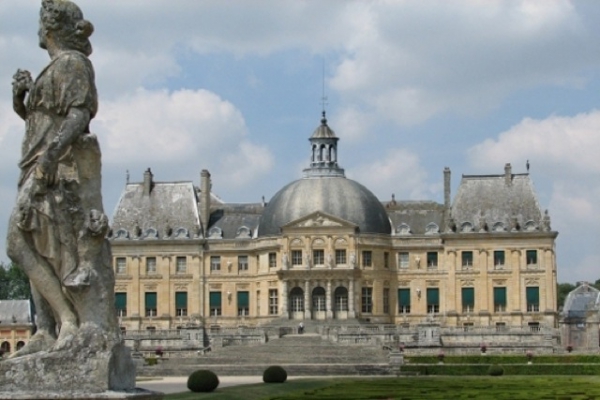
[348,279,356,318]
[326,280,333,319]
[281,280,289,318]
[304,280,311,320]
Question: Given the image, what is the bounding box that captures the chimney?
[443,167,451,210]
[200,169,211,234]
[143,168,153,196]
[504,163,512,186]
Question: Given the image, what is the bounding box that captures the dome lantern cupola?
[303,111,345,178]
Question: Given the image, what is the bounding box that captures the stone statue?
[1,0,135,394]
[282,252,289,270]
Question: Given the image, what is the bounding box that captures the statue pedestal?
[0,342,149,398]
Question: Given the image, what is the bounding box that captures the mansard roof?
[207,203,263,240]
[0,300,32,326]
[385,200,445,235]
[111,180,200,239]
[451,173,544,230]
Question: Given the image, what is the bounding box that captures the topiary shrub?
[263,365,287,383]
[488,364,504,376]
[187,369,219,392]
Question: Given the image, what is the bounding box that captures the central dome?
[258,113,391,237]
[258,176,391,236]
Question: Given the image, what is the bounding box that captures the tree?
[557,282,576,310]
[0,262,31,300]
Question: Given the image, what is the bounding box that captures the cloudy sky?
[1,0,599,284]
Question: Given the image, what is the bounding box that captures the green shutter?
[175,292,187,308]
[209,292,221,307]
[462,288,474,307]
[494,287,506,306]
[145,292,157,308]
[526,287,539,305]
[238,291,249,307]
[426,288,439,305]
[398,289,411,307]
[115,292,127,310]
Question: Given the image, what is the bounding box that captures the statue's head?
[39,0,93,56]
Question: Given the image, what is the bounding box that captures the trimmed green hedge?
[401,364,600,376]
[405,354,600,365]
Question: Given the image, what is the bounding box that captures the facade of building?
[109,114,558,332]
[0,300,33,355]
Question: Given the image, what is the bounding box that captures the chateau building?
[109,114,558,332]
[0,300,33,355]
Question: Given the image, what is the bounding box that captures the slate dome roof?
[257,176,391,236]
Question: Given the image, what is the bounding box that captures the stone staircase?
[138,333,391,376]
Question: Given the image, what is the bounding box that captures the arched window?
[290,287,304,312]
[312,287,326,311]
[16,341,25,351]
[334,286,348,311]
[0,341,10,354]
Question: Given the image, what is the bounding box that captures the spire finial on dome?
[321,110,327,125]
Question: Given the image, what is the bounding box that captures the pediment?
[282,211,357,231]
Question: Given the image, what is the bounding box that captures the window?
[335,287,348,311]
[361,287,373,313]
[335,249,346,265]
[238,255,249,271]
[427,252,438,268]
[237,291,249,316]
[175,292,188,316]
[115,292,127,317]
[115,257,126,274]
[313,250,325,265]
[494,287,507,312]
[362,251,372,267]
[210,256,221,272]
[426,288,439,314]
[462,287,474,313]
[312,287,326,311]
[176,256,186,273]
[526,250,537,265]
[494,250,505,267]
[291,250,303,266]
[528,321,540,332]
[290,287,304,312]
[269,289,278,315]
[383,288,390,314]
[384,252,390,269]
[209,292,222,316]
[268,253,277,268]
[526,286,540,312]
[398,252,409,269]
[145,292,157,317]
[461,251,473,268]
[495,322,507,332]
[146,257,156,274]
[398,288,411,314]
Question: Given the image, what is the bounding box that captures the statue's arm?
[36,107,91,185]
[12,69,32,120]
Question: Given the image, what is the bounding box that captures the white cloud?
[94,88,274,190]
[346,148,433,200]
[468,110,600,176]
[330,0,596,133]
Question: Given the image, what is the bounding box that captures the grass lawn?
[165,376,600,400]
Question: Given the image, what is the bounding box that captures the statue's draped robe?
[17,50,97,283]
